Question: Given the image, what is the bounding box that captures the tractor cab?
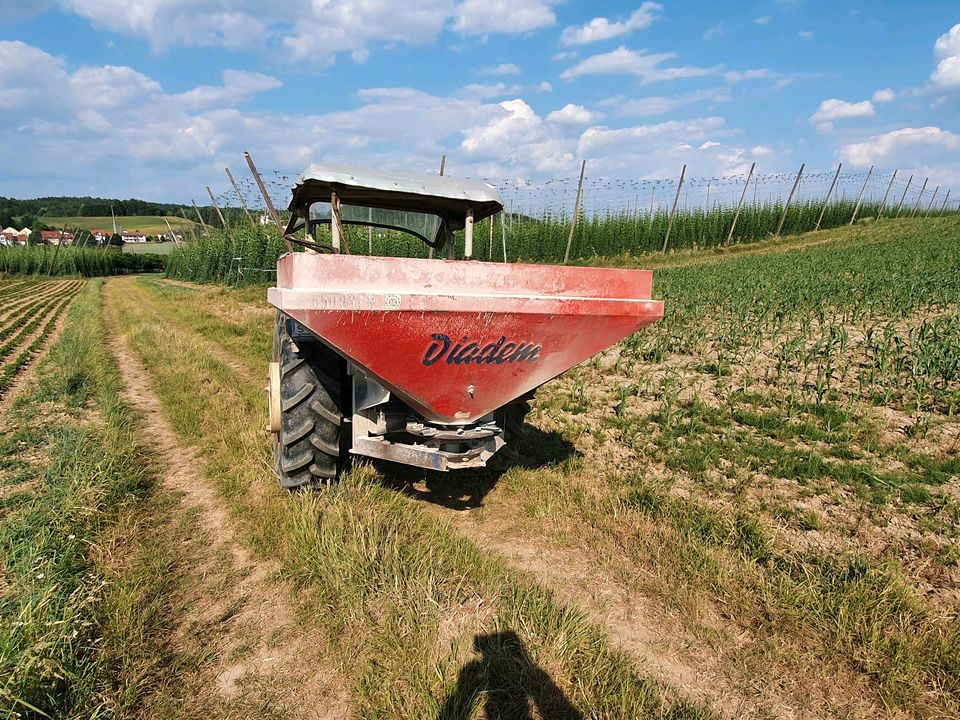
[283,164,503,258]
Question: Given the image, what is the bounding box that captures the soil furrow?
[0,283,84,411]
[0,290,79,369]
[0,279,77,327]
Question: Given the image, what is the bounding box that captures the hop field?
[0,247,165,277]
[164,197,958,286]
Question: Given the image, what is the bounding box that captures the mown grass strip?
[0,280,178,718]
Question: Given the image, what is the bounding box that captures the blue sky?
[1,1,958,208]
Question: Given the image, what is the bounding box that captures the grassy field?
[123,241,177,255]
[39,215,195,236]
[1,217,957,719]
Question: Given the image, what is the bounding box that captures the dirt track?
[103,278,350,719]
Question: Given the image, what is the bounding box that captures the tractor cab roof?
[289,164,504,230]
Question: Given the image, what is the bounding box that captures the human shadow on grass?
[378,424,577,510]
[438,630,584,720]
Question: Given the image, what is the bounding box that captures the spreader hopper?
[269,253,663,423]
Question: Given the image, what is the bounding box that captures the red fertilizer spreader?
[266,165,663,488]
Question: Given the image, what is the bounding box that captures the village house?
[39,230,75,245]
[2,228,30,246]
[121,230,148,243]
[90,229,112,244]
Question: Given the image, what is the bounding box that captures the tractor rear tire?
[485,392,534,473]
[274,311,348,489]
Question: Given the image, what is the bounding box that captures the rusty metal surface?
[269,253,664,424]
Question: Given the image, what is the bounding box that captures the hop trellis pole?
[876,169,897,220]
[725,162,755,245]
[662,164,686,253]
[815,163,842,231]
[563,160,586,264]
[850,165,873,224]
[776,163,805,236]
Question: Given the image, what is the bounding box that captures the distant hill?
[0,195,189,220]
[40,215,196,237]
[0,195,256,233]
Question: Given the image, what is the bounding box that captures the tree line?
[0,196,192,226]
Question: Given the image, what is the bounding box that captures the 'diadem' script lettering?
[422,334,542,366]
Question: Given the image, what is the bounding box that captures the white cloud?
[66,0,268,50]
[457,82,523,100]
[836,127,960,188]
[545,103,602,124]
[798,30,814,39]
[838,126,960,167]
[576,117,745,175]
[752,145,774,156]
[578,117,726,155]
[459,99,574,172]
[723,68,774,83]
[0,39,780,201]
[0,40,68,108]
[934,22,960,59]
[872,88,896,103]
[703,21,727,41]
[932,57,960,87]
[452,0,556,36]
[809,98,875,132]
[931,23,960,87]
[56,0,557,67]
[282,1,452,64]
[174,70,281,109]
[610,87,732,117]
[534,81,553,92]
[71,65,162,109]
[479,63,521,76]
[559,3,662,46]
[560,46,720,84]
[754,16,772,25]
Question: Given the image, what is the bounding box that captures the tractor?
[267,164,664,488]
